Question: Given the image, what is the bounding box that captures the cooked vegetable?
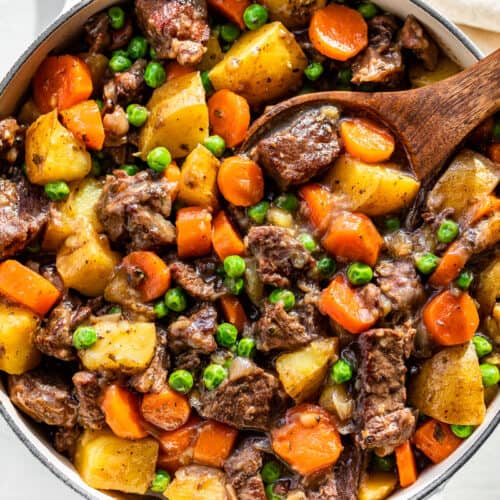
[347,262,373,286]
[410,54,461,88]
[33,55,93,113]
[26,110,92,185]
[330,359,353,384]
[127,35,148,60]
[480,363,500,387]
[165,61,195,82]
[260,0,326,29]
[456,270,474,290]
[72,326,98,350]
[409,342,486,425]
[225,276,244,295]
[415,252,440,275]
[437,219,459,243]
[451,424,474,439]
[165,288,188,312]
[144,61,167,88]
[59,100,105,150]
[489,143,500,162]
[358,2,378,20]
[178,144,220,210]
[275,193,299,212]
[44,181,70,201]
[266,207,294,228]
[203,364,228,390]
[209,22,307,106]
[299,183,333,230]
[199,35,224,71]
[218,156,264,206]
[319,381,354,424]
[316,256,336,278]
[74,429,158,494]
[203,134,226,157]
[165,161,182,200]
[271,404,343,475]
[243,3,269,30]
[276,338,338,402]
[127,103,149,127]
[358,472,398,500]
[151,470,171,493]
[193,420,238,468]
[176,207,212,259]
[395,441,417,488]
[309,4,368,61]
[428,241,468,286]
[139,72,209,158]
[212,211,245,261]
[304,61,324,81]
[108,6,125,29]
[220,296,247,332]
[101,384,147,440]
[78,319,156,373]
[413,419,462,464]
[169,369,195,394]
[0,301,41,375]
[237,338,256,358]
[216,323,238,348]
[261,460,281,483]
[476,257,500,315]
[472,335,493,358]
[208,0,250,29]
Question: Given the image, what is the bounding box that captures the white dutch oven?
[0,1,497,499]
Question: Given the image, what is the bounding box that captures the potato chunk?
[0,301,40,375]
[409,342,485,425]
[324,155,420,216]
[476,257,500,315]
[178,144,220,210]
[25,110,91,185]
[276,338,338,402]
[139,72,209,158]
[164,465,229,500]
[209,22,307,107]
[74,429,158,494]
[79,319,156,373]
[261,0,326,29]
[410,55,461,88]
[358,472,398,500]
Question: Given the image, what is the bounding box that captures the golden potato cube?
[0,301,40,375]
[25,109,91,185]
[410,54,461,88]
[79,320,156,373]
[164,465,229,500]
[56,228,120,297]
[198,35,224,71]
[139,72,209,158]
[209,22,307,107]
[476,257,500,316]
[276,338,338,402]
[74,429,159,494]
[358,472,398,500]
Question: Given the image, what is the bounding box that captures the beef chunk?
[135,0,209,65]
[333,443,365,500]
[97,170,176,251]
[0,117,25,163]
[9,371,78,427]
[0,177,49,259]
[355,328,416,454]
[103,59,147,108]
[199,358,287,431]
[84,13,133,53]
[224,438,267,500]
[305,470,338,500]
[255,106,341,188]
[34,295,91,361]
[247,226,314,288]
[352,15,403,85]
[72,371,106,430]
[130,328,169,392]
[168,303,218,354]
[400,15,438,71]
[170,259,227,301]
[54,426,81,457]
[173,350,203,373]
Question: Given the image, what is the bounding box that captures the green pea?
[472,335,493,358]
[456,270,474,290]
[261,460,281,484]
[450,424,475,439]
[168,369,194,394]
[147,146,172,173]
[248,201,270,224]
[108,306,121,314]
[415,253,440,275]
[269,289,295,311]
[95,99,104,112]
[144,62,166,88]
[298,233,317,252]
[437,219,459,243]
[317,257,336,278]
[127,36,148,60]
[337,68,353,85]
[243,4,269,30]
[220,23,240,43]
[72,326,98,350]
[274,193,299,212]
[384,216,400,232]
[201,70,214,94]
[224,255,246,278]
[216,322,238,348]
[108,6,125,30]
[480,363,500,387]
[372,454,395,472]
[203,135,226,157]
[347,262,373,286]
[225,276,244,295]
[331,359,353,384]
[45,181,70,201]
[304,61,324,81]
[109,53,132,73]
[265,483,285,500]
[154,301,169,319]
[237,338,256,358]
[120,164,139,176]
[203,364,227,390]
[151,469,171,493]
[357,2,379,20]
[165,287,187,312]
[126,103,149,127]
[91,158,102,177]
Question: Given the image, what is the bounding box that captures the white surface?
[0,1,499,499]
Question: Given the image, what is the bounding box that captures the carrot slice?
[319,274,379,334]
[413,419,462,464]
[212,210,245,261]
[428,241,470,288]
[33,55,93,113]
[207,0,249,29]
[272,404,343,476]
[176,207,213,258]
[218,156,264,207]
[0,260,61,316]
[59,100,105,150]
[299,183,333,232]
[340,118,395,163]
[423,290,479,346]
[122,251,171,302]
[220,296,247,332]
[141,387,191,432]
[395,440,418,488]
[208,89,250,148]
[468,195,500,225]
[193,420,238,468]
[488,143,500,163]
[322,211,383,266]
[309,4,368,61]
[165,61,195,82]
[101,385,147,440]
[164,161,181,201]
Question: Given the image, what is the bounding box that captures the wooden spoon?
[242,49,500,180]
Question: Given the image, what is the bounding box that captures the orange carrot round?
[309,4,368,61]
[395,440,418,488]
[176,207,213,258]
[340,118,395,163]
[218,156,264,207]
[208,89,250,148]
[60,100,105,150]
[220,296,247,332]
[299,183,333,232]
[212,210,245,261]
[423,290,479,346]
[413,419,462,464]
[428,241,470,288]
[193,420,238,468]
[141,387,191,432]
[166,61,195,82]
